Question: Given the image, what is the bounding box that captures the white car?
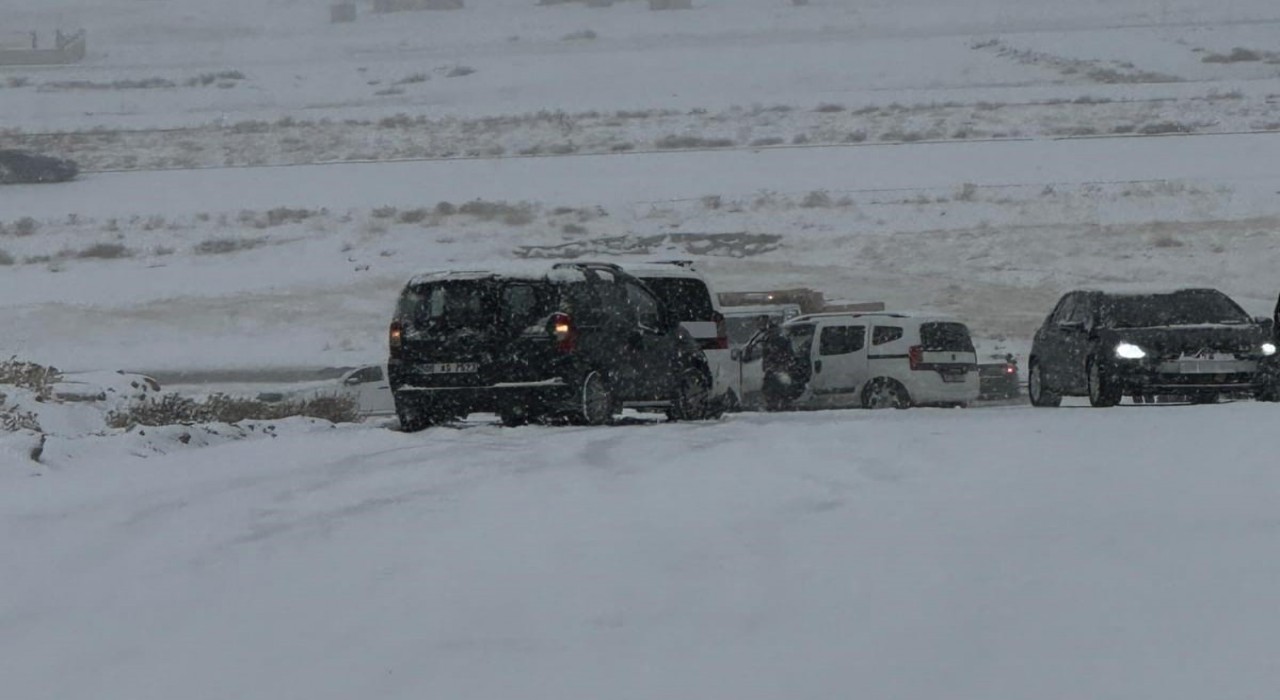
[256,365,395,418]
[625,261,734,410]
[51,371,162,407]
[730,312,981,409]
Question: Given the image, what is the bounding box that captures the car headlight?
[1262,342,1277,356]
[1114,342,1146,359]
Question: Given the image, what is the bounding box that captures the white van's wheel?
[862,378,911,410]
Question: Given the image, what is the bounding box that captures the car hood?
[1098,324,1269,357]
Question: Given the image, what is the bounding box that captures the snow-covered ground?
[6,405,1280,700]
[6,1,1280,697]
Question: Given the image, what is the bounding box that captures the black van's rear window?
[399,281,553,331]
[920,322,975,352]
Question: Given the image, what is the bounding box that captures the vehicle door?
[781,322,818,405]
[806,321,868,408]
[619,278,678,400]
[1036,293,1087,393]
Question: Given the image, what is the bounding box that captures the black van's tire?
[668,366,713,421]
[394,394,432,432]
[1028,360,1062,407]
[569,371,614,426]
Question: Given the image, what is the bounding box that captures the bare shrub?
[0,249,12,266]
[1139,121,1194,135]
[13,217,39,237]
[106,392,360,428]
[801,190,833,208]
[435,201,457,216]
[6,77,31,88]
[194,237,264,255]
[0,357,61,400]
[561,29,598,41]
[955,182,979,202]
[1,402,42,433]
[394,73,430,85]
[184,70,246,87]
[1202,47,1262,63]
[609,143,635,152]
[444,65,477,78]
[458,200,535,225]
[701,195,722,209]
[76,243,132,259]
[844,130,868,143]
[814,103,846,113]
[654,135,736,149]
[1151,232,1184,248]
[398,208,431,224]
[562,223,588,235]
[791,134,811,145]
[750,137,785,147]
[264,207,316,227]
[372,206,399,219]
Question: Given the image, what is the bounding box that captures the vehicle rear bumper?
[910,373,981,405]
[392,378,573,413]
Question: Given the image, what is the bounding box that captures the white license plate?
[424,362,478,374]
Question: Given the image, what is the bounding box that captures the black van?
[387,262,715,430]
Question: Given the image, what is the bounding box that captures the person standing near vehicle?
[758,316,803,411]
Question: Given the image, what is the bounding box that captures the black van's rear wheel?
[668,367,713,421]
[395,394,432,432]
[569,371,614,426]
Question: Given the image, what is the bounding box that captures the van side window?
[819,325,866,356]
[872,326,903,346]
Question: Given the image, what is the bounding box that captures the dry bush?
[371,206,399,219]
[398,208,431,224]
[1202,47,1262,63]
[814,103,846,113]
[394,73,430,85]
[0,357,61,400]
[0,249,13,266]
[444,65,477,78]
[654,135,736,149]
[263,207,316,227]
[458,200,535,225]
[1151,232,1184,248]
[194,237,264,255]
[750,137,785,147]
[13,217,39,237]
[561,29,598,41]
[435,201,457,216]
[75,243,131,259]
[801,190,833,208]
[1,402,41,433]
[1139,121,1194,135]
[107,392,360,428]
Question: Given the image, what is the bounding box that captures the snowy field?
[5,1,1280,697]
[6,405,1280,700]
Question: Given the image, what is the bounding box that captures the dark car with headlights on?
[387,262,715,431]
[1028,288,1277,407]
[0,149,79,184]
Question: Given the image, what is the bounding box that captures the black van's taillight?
[549,312,577,353]
[389,321,404,357]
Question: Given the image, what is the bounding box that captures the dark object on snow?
[387,262,717,431]
[977,354,1020,401]
[0,149,79,184]
[1028,288,1278,407]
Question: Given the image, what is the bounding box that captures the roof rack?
[552,261,624,272]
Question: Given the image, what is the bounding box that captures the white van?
[731,312,980,409]
[625,261,734,408]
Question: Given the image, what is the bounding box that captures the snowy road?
[8,131,1280,219]
[5,405,1280,700]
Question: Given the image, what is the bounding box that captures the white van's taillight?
[712,310,729,350]
[908,345,924,370]
[550,312,577,353]
[389,321,404,357]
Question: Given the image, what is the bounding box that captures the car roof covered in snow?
[786,311,965,325]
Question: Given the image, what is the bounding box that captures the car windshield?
[1100,291,1250,328]
[637,277,715,322]
[398,280,554,333]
